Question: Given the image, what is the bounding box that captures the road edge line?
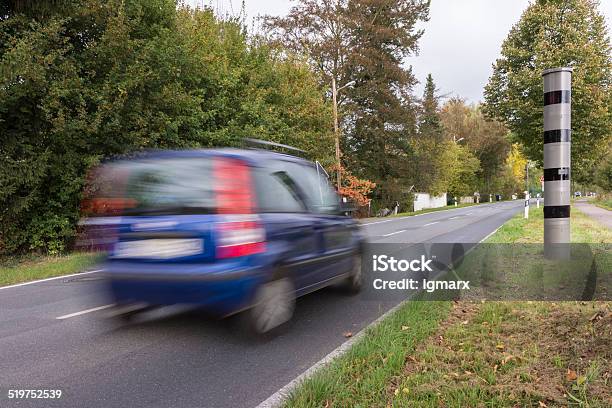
[0,269,103,291]
[478,224,503,244]
[255,298,407,408]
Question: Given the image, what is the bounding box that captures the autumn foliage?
[331,164,376,207]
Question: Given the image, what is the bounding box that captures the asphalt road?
[0,200,524,408]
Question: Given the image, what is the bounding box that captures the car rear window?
[84,158,216,216]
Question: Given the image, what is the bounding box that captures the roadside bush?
[0,1,333,255]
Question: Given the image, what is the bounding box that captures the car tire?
[343,253,363,295]
[242,276,295,337]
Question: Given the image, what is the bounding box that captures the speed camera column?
[542,67,572,258]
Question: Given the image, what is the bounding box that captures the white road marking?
[56,304,116,320]
[449,216,461,220]
[361,202,492,226]
[361,216,414,226]
[478,224,504,243]
[0,269,103,291]
[423,221,439,226]
[382,229,406,237]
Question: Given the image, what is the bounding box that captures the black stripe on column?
[544,205,570,218]
[543,129,571,143]
[544,90,571,105]
[544,167,570,181]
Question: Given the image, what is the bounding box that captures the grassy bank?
[382,300,610,407]
[285,299,452,407]
[486,204,611,244]
[0,252,103,287]
[590,196,612,211]
[285,205,611,407]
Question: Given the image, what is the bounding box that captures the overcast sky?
[187,0,612,104]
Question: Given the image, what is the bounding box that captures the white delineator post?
[524,191,530,219]
[543,67,572,258]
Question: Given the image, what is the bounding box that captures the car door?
[252,164,327,292]
[283,162,356,282]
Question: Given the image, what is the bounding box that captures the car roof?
[111,148,315,167]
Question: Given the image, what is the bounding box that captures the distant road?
[0,200,524,408]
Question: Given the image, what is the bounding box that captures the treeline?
[1,0,334,254]
[264,0,522,211]
[3,0,609,256]
[0,0,521,255]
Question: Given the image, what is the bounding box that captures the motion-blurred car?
[85,146,364,335]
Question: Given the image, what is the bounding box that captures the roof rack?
[243,138,308,157]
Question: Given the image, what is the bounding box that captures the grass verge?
[591,197,612,211]
[285,205,611,408]
[285,299,451,407]
[386,300,610,407]
[0,252,103,287]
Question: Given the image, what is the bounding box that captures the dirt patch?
[388,301,611,407]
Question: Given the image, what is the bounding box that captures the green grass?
[285,204,611,408]
[0,252,103,287]
[387,301,611,407]
[592,198,612,211]
[485,204,611,244]
[285,299,451,407]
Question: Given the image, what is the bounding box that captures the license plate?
[113,239,203,259]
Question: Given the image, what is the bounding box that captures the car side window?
[253,167,307,213]
[282,162,340,214]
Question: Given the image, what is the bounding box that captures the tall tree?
[484,0,612,184]
[263,0,350,89]
[265,0,430,206]
[419,73,443,141]
[412,73,445,194]
[342,0,429,204]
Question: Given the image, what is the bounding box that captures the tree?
[0,1,333,255]
[440,98,511,194]
[419,73,443,141]
[447,145,481,198]
[484,0,612,184]
[342,0,429,204]
[594,150,612,192]
[263,0,350,89]
[264,0,430,207]
[412,74,447,194]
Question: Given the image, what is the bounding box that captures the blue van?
[92,146,364,335]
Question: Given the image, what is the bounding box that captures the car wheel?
[244,277,295,336]
[344,253,363,295]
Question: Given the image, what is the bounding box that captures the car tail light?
[216,218,266,258]
[214,157,254,214]
[213,157,265,257]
